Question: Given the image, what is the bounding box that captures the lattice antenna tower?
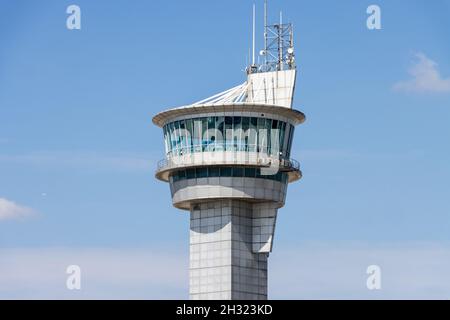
[248,0,295,74]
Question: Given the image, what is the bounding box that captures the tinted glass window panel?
[271,120,281,156]
[248,118,258,152]
[287,125,295,158]
[220,167,232,176]
[163,126,168,154]
[257,118,266,153]
[175,121,181,155]
[279,122,286,157]
[185,119,193,153]
[186,169,196,179]
[204,117,216,151]
[265,119,272,155]
[216,117,224,150]
[242,117,250,151]
[196,168,208,178]
[244,167,256,177]
[193,118,202,152]
[225,117,233,151]
[272,119,278,129]
[242,117,249,131]
[208,167,220,177]
[169,122,175,153]
[233,117,242,151]
[208,117,215,129]
[179,120,187,152]
[283,123,290,158]
[201,117,208,151]
[232,167,243,177]
[275,172,282,182]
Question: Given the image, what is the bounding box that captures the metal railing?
[156,152,300,172]
[279,157,300,171]
[163,143,293,158]
[157,158,170,171]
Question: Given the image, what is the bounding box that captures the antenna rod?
[264,0,268,67]
[279,11,283,70]
[252,3,255,65]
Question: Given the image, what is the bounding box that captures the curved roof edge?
[152,103,306,127]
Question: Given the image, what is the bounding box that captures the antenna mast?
[264,0,268,68]
[252,4,256,66]
[247,0,295,74]
[278,11,283,71]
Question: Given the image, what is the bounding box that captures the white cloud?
[0,198,35,221]
[394,53,450,93]
[270,242,450,299]
[0,243,449,299]
[0,247,188,299]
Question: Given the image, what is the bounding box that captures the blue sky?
[0,0,450,299]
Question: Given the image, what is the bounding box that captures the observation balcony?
[155,145,301,183]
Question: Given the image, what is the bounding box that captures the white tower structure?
[153,2,305,300]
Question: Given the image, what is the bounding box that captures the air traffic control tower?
[153,3,305,300]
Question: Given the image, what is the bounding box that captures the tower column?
[189,200,277,300]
